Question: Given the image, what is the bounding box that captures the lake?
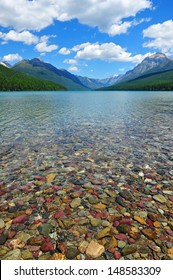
[1,91,173,167]
[0,90,173,260]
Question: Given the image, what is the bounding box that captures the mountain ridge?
[100,52,173,91]
[13,58,88,91]
[116,52,173,84]
[0,64,66,91]
[1,52,173,91]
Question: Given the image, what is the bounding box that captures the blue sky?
[0,0,173,78]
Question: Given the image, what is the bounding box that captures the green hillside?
[0,65,66,91]
[102,70,173,91]
[13,59,87,91]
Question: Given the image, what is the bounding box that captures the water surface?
[0,90,173,180]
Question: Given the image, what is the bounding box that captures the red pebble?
[114,251,121,259]
[91,190,99,196]
[45,198,52,203]
[89,210,95,217]
[86,232,93,238]
[33,219,46,224]
[131,204,137,208]
[146,219,154,227]
[34,176,46,181]
[169,196,173,202]
[115,233,127,241]
[41,242,54,252]
[33,251,39,259]
[128,238,136,244]
[166,230,173,237]
[95,212,102,219]
[108,248,116,254]
[12,214,28,224]
[52,186,61,191]
[8,231,17,239]
[138,203,145,208]
[54,210,65,219]
[26,246,40,252]
[113,221,120,227]
[66,211,71,216]
[101,211,109,219]
[19,185,30,193]
[120,218,133,225]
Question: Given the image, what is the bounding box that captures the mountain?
[103,69,173,91]
[0,64,66,91]
[117,53,173,83]
[13,58,87,90]
[77,75,121,89]
[101,53,173,91]
[0,61,11,68]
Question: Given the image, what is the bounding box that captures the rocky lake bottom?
[0,91,173,260]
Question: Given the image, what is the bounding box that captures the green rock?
[96,227,111,239]
[0,218,5,229]
[38,223,53,236]
[66,247,79,259]
[22,249,33,260]
[3,249,21,260]
[62,219,75,229]
[39,253,50,260]
[0,246,10,258]
[153,194,167,203]
[88,195,99,204]
[16,232,31,242]
[102,221,111,227]
[118,241,126,249]
[122,245,137,256]
[70,198,81,208]
[90,218,102,227]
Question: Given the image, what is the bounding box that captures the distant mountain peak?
[0,61,11,68]
[13,57,87,90]
[31,57,43,62]
[116,52,173,84]
[150,52,167,58]
[144,52,168,61]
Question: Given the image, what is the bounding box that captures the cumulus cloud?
[73,42,152,64]
[64,59,77,65]
[0,0,152,35]
[108,22,132,36]
[143,20,173,55]
[35,36,58,53]
[0,30,38,45]
[68,66,80,72]
[59,47,71,55]
[2,53,22,62]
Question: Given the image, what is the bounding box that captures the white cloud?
[35,36,58,53]
[59,47,71,55]
[72,43,91,52]
[0,30,38,45]
[68,66,80,72]
[143,20,173,55]
[0,31,58,54]
[74,42,152,64]
[108,22,132,36]
[64,59,77,65]
[0,0,152,35]
[2,53,22,62]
